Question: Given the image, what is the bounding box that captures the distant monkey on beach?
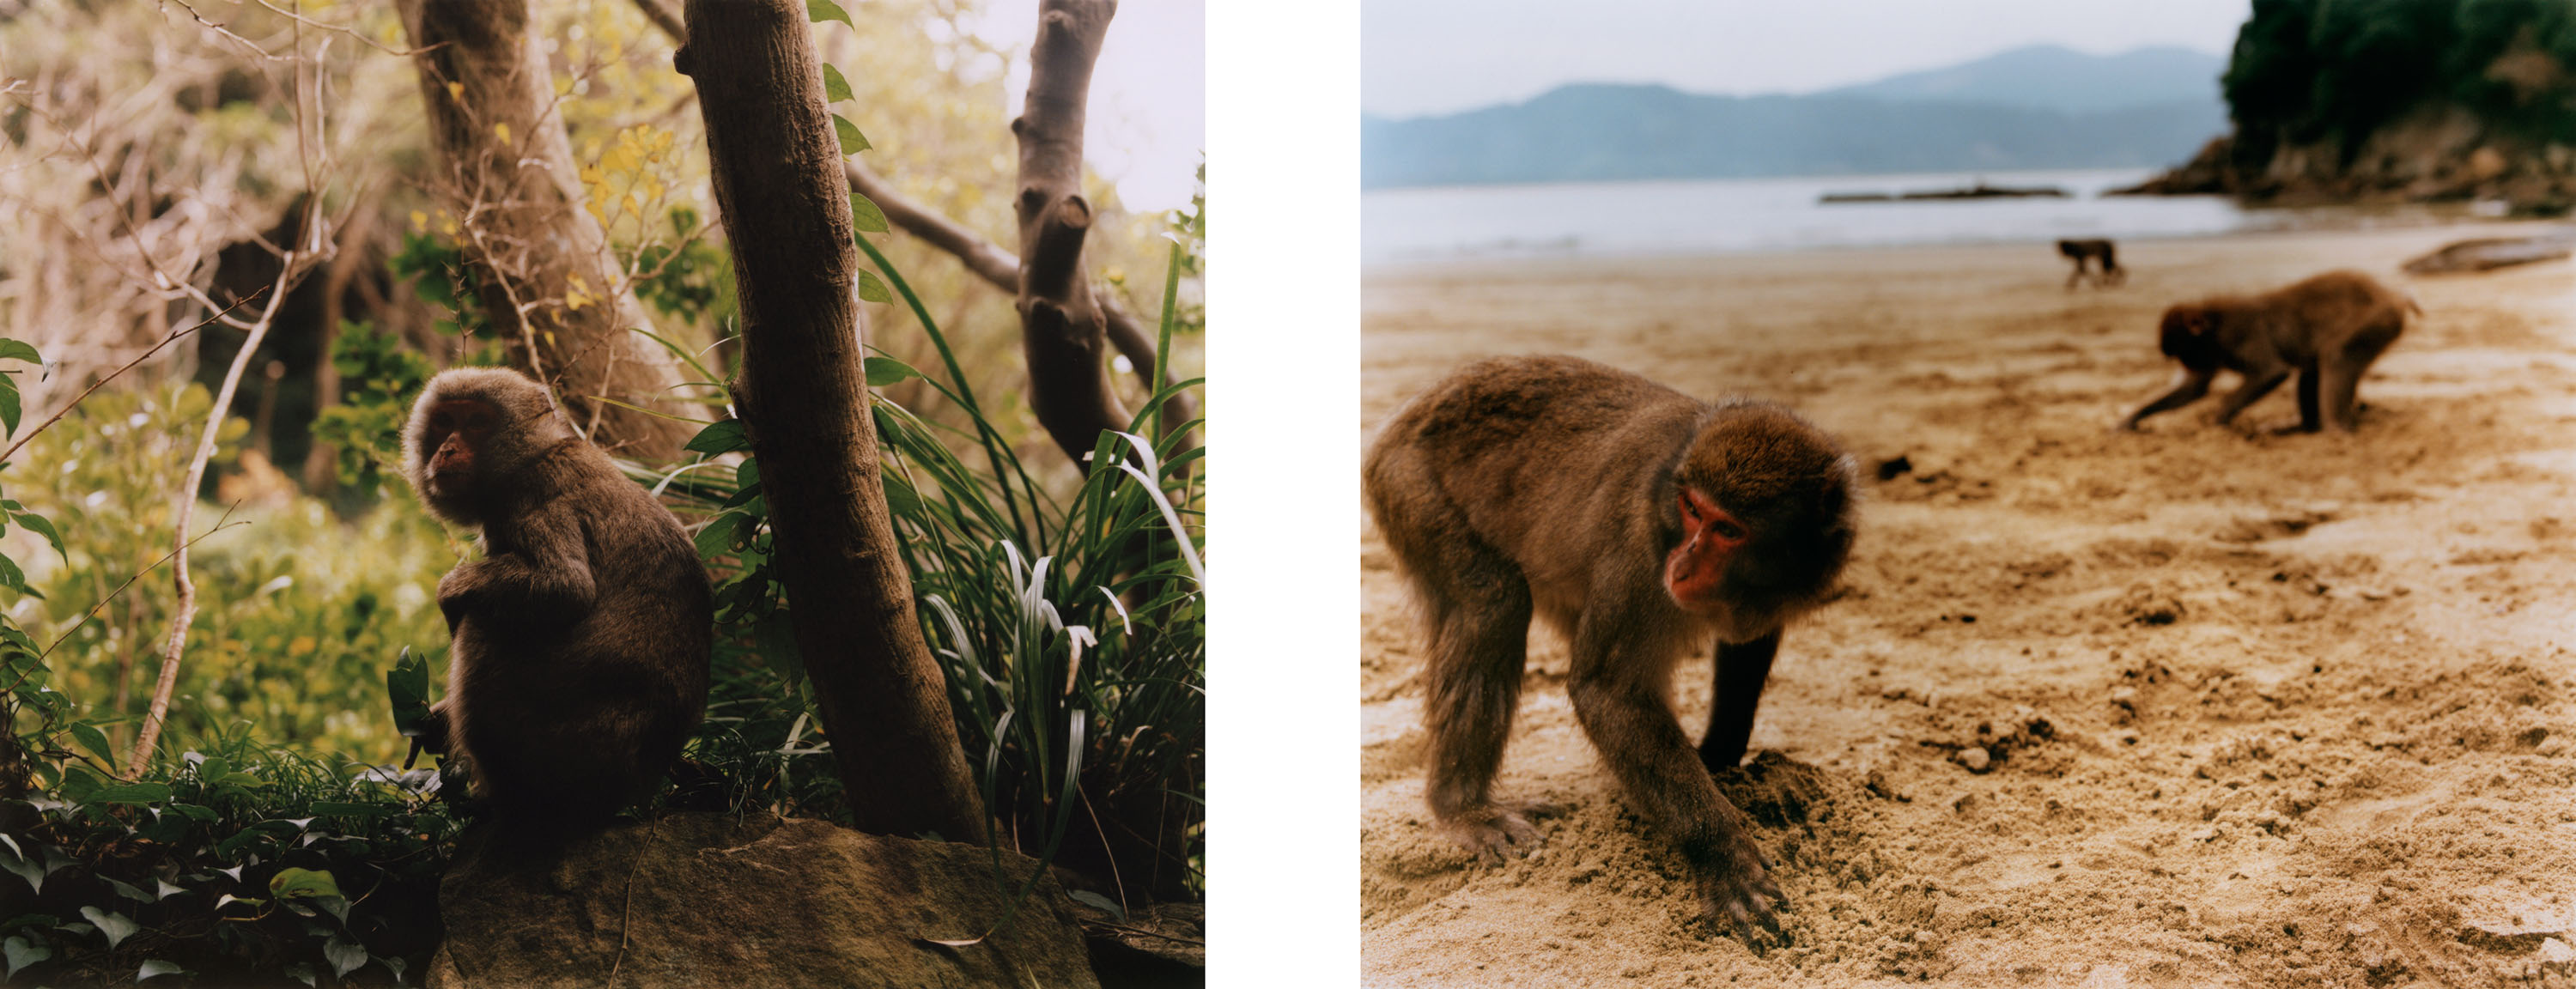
[2120,269,2415,434]
[1364,355,1858,940]
[2057,239,2123,288]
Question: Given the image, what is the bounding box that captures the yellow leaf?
[495,122,512,147]
[579,163,604,185]
[568,274,590,293]
[586,201,606,224]
[410,210,428,232]
[644,179,665,203]
[603,143,639,175]
[445,82,462,101]
[622,193,641,218]
[289,635,316,656]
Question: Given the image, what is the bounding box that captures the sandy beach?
[1359,225,2576,986]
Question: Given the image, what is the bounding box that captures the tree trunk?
[1012,0,1131,467]
[397,0,698,460]
[677,0,987,843]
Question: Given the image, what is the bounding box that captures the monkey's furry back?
[404,367,714,830]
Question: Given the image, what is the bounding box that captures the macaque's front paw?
[1434,801,1550,864]
[1692,827,1786,944]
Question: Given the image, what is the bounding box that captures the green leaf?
[821,64,853,103]
[79,907,137,950]
[100,877,154,903]
[850,194,889,234]
[832,114,871,155]
[307,802,396,818]
[806,0,852,27]
[1068,889,1125,920]
[387,646,429,737]
[166,804,217,823]
[139,959,187,981]
[863,356,922,387]
[68,723,113,766]
[854,270,892,304]
[324,933,366,978]
[0,377,19,440]
[694,513,745,559]
[0,851,39,894]
[12,512,64,561]
[0,553,21,593]
[0,339,38,365]
[685,419,750,455]
[268,868,342,901]
[87,782,172,805]
[4,935,49,979]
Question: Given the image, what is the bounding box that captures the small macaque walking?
[1364,355,1858,940]
[2057,239,2123,288]
[2120,269,2415,434]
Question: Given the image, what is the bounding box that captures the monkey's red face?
[422,399,499,497]
[1665,485,1748,612]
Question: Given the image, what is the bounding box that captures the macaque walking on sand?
[2058,239,2123,288]
[2121,269,2415,434]
[1364,355,1858,939]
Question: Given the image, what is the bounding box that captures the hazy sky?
[1364,0,2253,119]
[972,1,1206,214]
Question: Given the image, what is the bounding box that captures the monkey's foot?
[1433,801,1551,864]
[1692,833,1788,945]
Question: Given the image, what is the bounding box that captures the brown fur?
[1364,355,1858,938]
[404,367,713,835]
[2120,269,2414,434]
[2057,239,2123,288]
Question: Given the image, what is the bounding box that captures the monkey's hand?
[1432,801,1546,864]
[1687,810,1787,944]
[404,701,453,769]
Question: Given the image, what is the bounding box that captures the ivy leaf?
[806,0,852,28]
[4,935,48,979]
[685,419,750,455]
[821,64,853,104]
[139,960,187,981]
[100,877,155,903]
[79,907,137,950]
[267,867,342,901]
[0,850,40,894]
[832,114,871,155]
[324,933,367,978]
[854,270,892,304]
[850,194,890,234]
[863,357,922,387]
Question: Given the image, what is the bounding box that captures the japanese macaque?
[1364,355,1859,939]
[404,367,713,835]
[2057,239,2123,288]
[2120,270,2415,434]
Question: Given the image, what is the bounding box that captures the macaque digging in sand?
[1364,355,1859,939]
[2121,269,2415,434]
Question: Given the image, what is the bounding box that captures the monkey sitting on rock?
[1365,355,1858,940]
[404,367,713,838]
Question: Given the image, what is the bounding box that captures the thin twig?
[606,816,662,986]
[30,513,246,667]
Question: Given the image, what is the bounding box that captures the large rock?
[427,813,1099,989]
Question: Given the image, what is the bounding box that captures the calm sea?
[1363,167,2488,266]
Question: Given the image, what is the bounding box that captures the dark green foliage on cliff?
[2224,0,2576,163]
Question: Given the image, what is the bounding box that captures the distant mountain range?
[1363,46,2230,190]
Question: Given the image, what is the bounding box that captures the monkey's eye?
[1709,519,1748,542]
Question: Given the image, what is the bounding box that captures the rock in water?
[427,813,1098,989]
